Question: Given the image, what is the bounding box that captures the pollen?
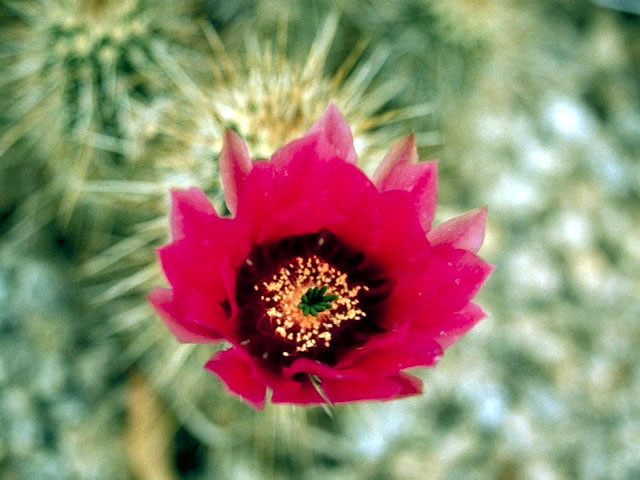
[259,255,366,354]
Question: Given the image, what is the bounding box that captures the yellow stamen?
[259,255,365,353]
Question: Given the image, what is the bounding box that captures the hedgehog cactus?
[0,0,203,221]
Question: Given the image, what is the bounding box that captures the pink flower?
[150,104,492,408]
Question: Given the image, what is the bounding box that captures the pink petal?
[158,214,249,300]
[252,364,326,404]
[270,378,324,404]
[167,186,251,264]
[393,372,424,397]
[284,358,352,380]
[236,160,340,243]
[337,330,443,374]
[306,103,357,165]
[170,188,217,241]
[148,288,227,343]
[322,373,423,403]
[373,190,431,274]
[270,358,353,405]
[270,104,357,169]
[386,246,493,329]
[205,348,267,409]
[374,135,438,232]
[234,162,277,240]
[386,162,438,233]
[275,345,431,404]
[421,247,493,314]
[158,242,228,302]
[428,207,487,254]
[323,159,382,251]
[220,128,252,216]
[237,156,380,248]
[427,302,487,349]
[372,134,418,188]
[269,132,319,170]
[271,370,421,404]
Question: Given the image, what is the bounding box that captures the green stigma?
[297,286,338,317]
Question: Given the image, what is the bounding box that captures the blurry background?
[1,0,639,479]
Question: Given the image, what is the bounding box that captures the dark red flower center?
[235,229,392,369]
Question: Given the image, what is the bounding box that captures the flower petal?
[337,330,443,374]
[322,372,423,403]
[205,348,267,409]
[373,189,431,274]
[158,213,249,298]
[149,288,228,343]
[277,344,430,404]
[168,186,251,262]
[387,246,493,331]
[386,162,438,233]
[270,104,357,169]
[306,103,357,165]
[393,372,423,397]
[284,357,352,380]
[372,134,418,188]
[158,242,226,301]
[237,155,380,247]
[220,128,252,216]
[169,188,218,241]
[428,207,487,254]
[270,369,422,404]
[236,160,341,243]
[323,159,382,251]
[418,247,493,314]
[428,302,487,349]
[373,135,437,232]
[269,378,325,404]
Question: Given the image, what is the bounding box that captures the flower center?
[235,229,392,368]
[298,286,339,317]
[257,255,367,354]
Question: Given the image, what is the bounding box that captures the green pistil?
[297,286,338,317]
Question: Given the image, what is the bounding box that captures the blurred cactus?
[0,0,204,223]
[424,0,520,47]
[161,11,435,166]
